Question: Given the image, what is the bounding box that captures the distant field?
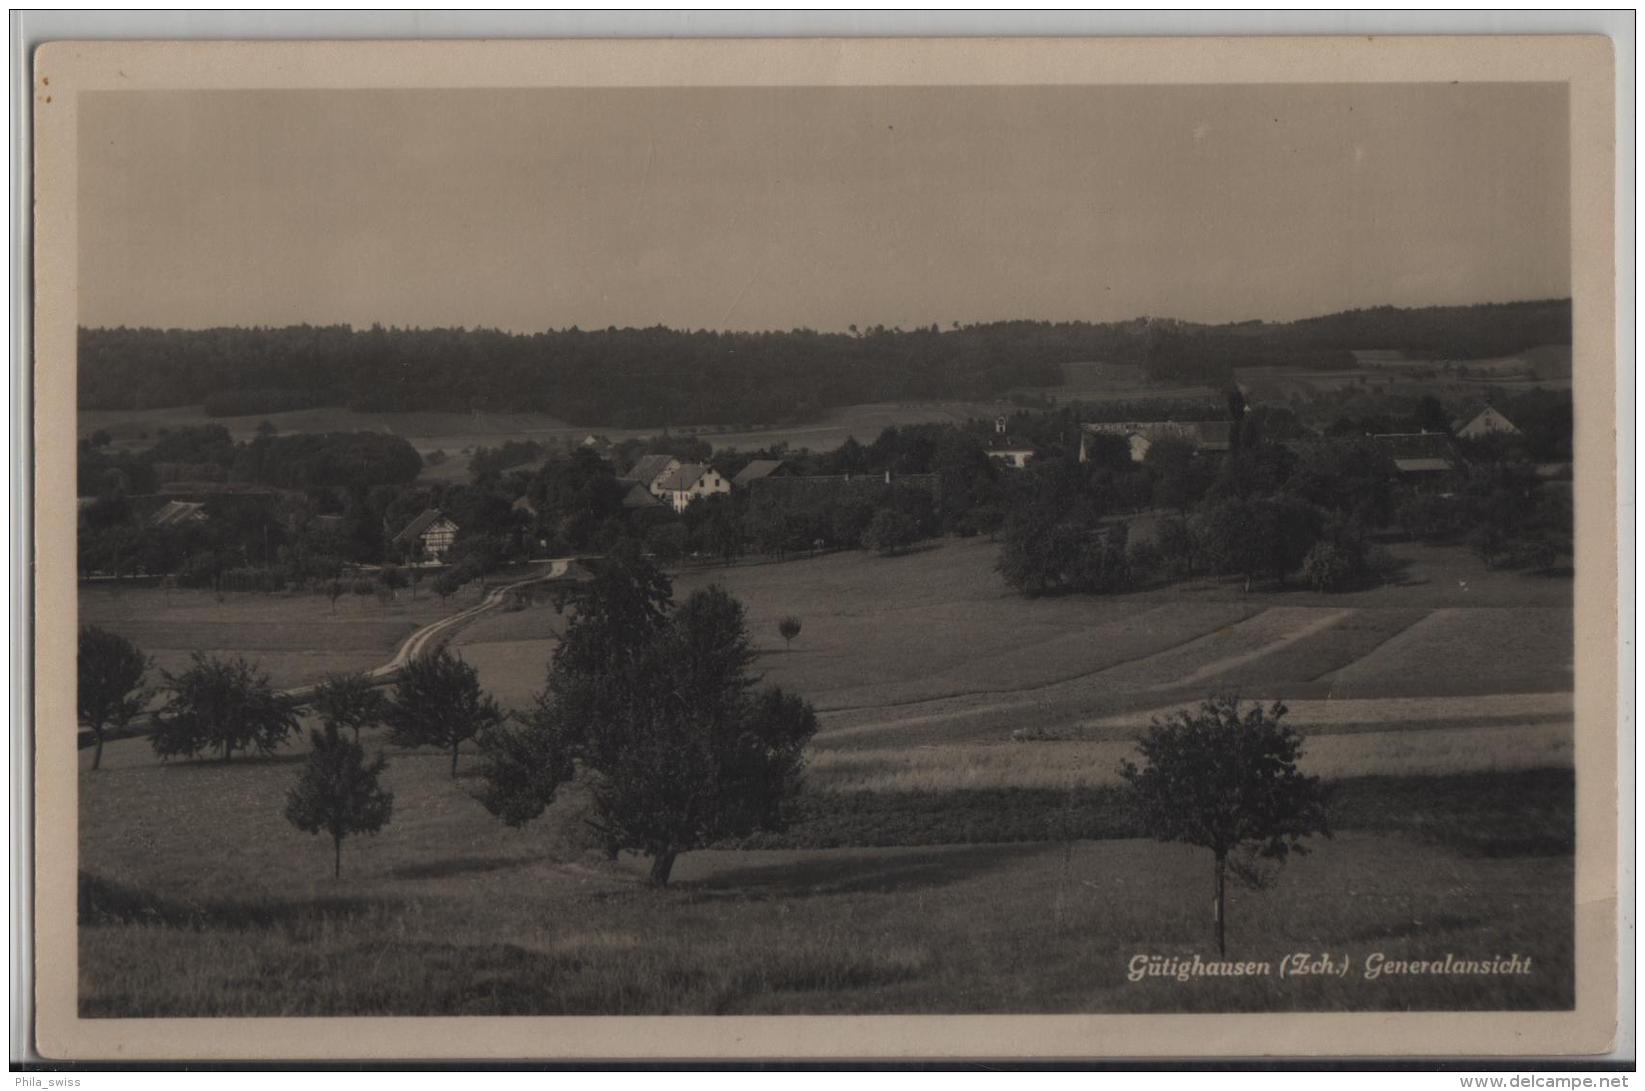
[78,585,472,690]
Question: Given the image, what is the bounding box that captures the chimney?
[884,469,892,484]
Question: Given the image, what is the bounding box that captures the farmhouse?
[655,463,732,513]
[985,417,1036,469]
[1454,405,1519,440]
[391,508,460,562]
[624,454,682,498]
[1079,420,1233,463]
[732,459,791,488]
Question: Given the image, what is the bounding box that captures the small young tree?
[777,615,802,650]
[284,725,394,877]
[310,672,389,742]
[384,648,502,777]
[326,577,345,612]
[1119,696,1331,955]
[152,653,298,763]
[77,626,149,771]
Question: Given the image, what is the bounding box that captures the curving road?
[285,558,573,702]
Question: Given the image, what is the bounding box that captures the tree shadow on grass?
[78,870,391,931]
[390,854,534,881]
[672,842,1040,902]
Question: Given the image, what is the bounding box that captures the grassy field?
[79,726,1572,1015]
[78,584,479,689]
[75,531,1574,1016]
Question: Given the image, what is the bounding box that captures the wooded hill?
[78,299,1570,426]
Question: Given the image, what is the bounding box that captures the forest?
[77,299,1570,426]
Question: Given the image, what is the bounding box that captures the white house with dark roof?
[655,463,731,513]
[390,508,459,562]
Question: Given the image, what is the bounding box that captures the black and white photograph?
[29,34,1622,1062]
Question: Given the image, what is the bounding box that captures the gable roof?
[732,459,786,487]
[1454,405,1519,436]
[655,462,713,493]
[621,483,659,509]
[625,454,680,489]
[391,508,453,548]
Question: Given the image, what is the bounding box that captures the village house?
[1079,420,1233,463]
[984,417,1036,469]
[1453,405,1519,440]
[623,454,683,498]
[655,462,732,513]
[390,508,460,563]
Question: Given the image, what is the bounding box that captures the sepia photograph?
[28,35,1621,1061]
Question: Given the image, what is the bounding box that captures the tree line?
[78,299,1568,424]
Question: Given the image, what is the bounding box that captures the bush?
[1301,540,1358,592]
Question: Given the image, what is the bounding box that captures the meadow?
[75,533,1575,1015]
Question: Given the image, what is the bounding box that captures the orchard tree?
[311,672,388,742]
[77,626,149,771]
[477,549,818,886]
[1119,695,1331,955]
[284,724,394,877]
[777,615,802,650]
[861,508,919,556]
[152,653,298,763]
[385,649,503,776]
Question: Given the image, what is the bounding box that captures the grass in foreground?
[79,725,1573,1016]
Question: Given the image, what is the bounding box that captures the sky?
[77,83,1570,332]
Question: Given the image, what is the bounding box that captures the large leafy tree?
[1120,696,1331,955]
[384,649,503,777]
[151,653,298,763]
[477,549,818,886]
[284,724,394,877]
[77,626,149,771]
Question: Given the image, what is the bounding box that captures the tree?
[77,626,149,771]
[861,508,919,556]
[310,672,389,742]
[384,649,503,777]
[476,555,818,886]
[151,653,298,763]
[284,724,394,877]
[777,615,802,650]
[1119,696,1331,955]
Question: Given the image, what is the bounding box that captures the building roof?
[621,483,659,509]
[1368,432,1458,474]
[390,508,454,548]
[148,499,206,528]
[655,462,713,493]
[512,495,539,516]
[625,454,679,489]
[732,459,787,487]
[1454,405,1519,436]
[1081,419,1233,452]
